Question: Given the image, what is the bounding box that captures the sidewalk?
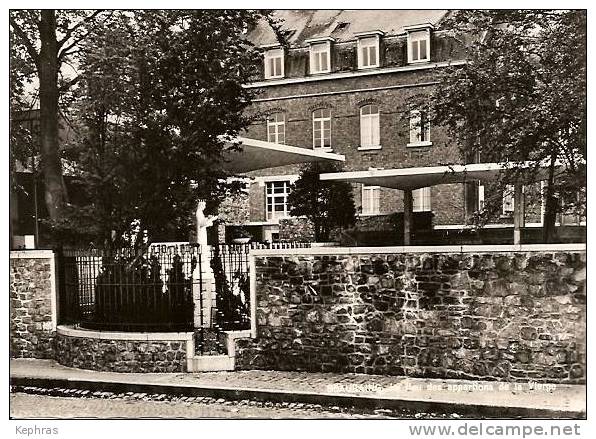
[10,358,586,419]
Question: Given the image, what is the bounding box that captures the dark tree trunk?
[313,220,321,242]
[9,166,19,248]
[39,10,67,221]
[542,152,559,243]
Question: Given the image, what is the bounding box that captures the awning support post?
[404,189,413,246]
[513,183,525,245]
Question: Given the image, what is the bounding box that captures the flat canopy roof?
[223,137,345,173]
[320,162,558,190]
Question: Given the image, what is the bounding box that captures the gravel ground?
[10,386,462,419]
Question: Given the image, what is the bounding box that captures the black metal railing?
[210,241,311,331]
[58,244,199,332]
[57,241,311,336]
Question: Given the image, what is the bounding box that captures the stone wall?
[236,248,586,383]
[10,251,56,359]
[54,330,191,373]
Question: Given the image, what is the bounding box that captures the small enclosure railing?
[210,241,311,331]
[57,241,311,334]
[58,245,199,332]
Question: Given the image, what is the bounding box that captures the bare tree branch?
[57,10,103,49]
[9,15,40,69]
[59,75,80,93]
[57,10,114,61]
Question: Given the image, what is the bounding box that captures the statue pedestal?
[193,245,215,329]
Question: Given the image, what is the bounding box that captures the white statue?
[195,199,218,246]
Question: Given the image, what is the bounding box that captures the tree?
[10,10,112,223]
[9,36,38,246]
[54,10,269,247]
[431,10,586,242]
[288,162,356,242]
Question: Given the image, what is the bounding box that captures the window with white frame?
[264,48,284,79]
[502,184,515,215]
[309,42,331,74]
[408,30,430,63]
[267,113,285,144]
[362,185,380,215]
[409,110,431,145]
[360,104,380,148]
[413,187,431,212]
[312,109,331,149]
[358,36,379,69]
[266,181,291,221]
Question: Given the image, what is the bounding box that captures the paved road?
[10,392,408,419]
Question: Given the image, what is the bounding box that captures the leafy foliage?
[54,10,269,247]
[10,10,115,225]
[288,162,356,242]
[431,10,586,238]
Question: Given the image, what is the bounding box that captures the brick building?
[219,10,468,242]
[217,9,585,245]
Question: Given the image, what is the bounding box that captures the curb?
[10,376,585,419]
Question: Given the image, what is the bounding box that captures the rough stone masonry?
[235,251,586,383]
[54,335,188,373]
[10,255,55,359]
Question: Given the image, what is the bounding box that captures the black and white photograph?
[7,3,588,436]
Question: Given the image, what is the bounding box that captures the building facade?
[219,10,482,243]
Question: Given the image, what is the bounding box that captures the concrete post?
[193,247,215,329]
[404,189,413,246]
[513,183,525,245]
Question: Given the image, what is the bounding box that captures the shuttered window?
[413,187,431,212]
[313,109,331,149]
[362,185,380,215]
[267,113,285,144]
[264,48,284,79]
[360,105,380,148]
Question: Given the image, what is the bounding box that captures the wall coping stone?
[249,243,586,256]
[57,325,194,342]
[10,250,55,259]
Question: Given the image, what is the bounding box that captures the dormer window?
[405,24,433,64]
[264,47,284,79]
[306,37,334,74]
[355,31,383,69]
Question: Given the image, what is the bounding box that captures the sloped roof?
[248,10,449,47]
[223,137,344,173]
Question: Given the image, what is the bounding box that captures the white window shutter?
[361,115,369,146]
[372,114,380,146]
[373,189,380,213]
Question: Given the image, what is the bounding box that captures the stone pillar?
[513,183,525,245]
[403,189,413,246]
[193,247,215,329]
[10,250,57,358]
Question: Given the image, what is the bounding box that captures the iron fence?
[57,241,311,335]
[58,245,199,332]
[210,241,311,331]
